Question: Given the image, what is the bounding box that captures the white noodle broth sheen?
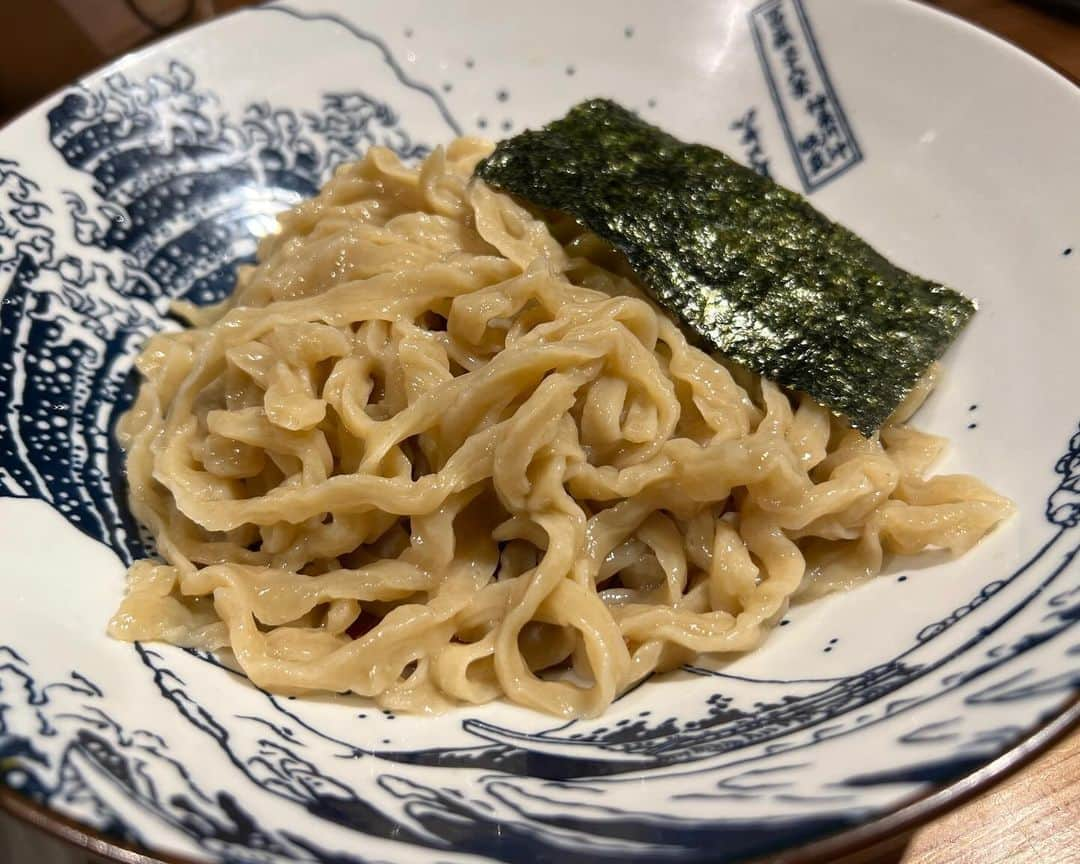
[110,139,1013,717]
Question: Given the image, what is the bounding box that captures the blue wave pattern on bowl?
[0,59,428,564]
[0,9,1078,864]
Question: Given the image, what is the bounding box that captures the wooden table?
[0,2,1077,864]
[898,725,1079,864]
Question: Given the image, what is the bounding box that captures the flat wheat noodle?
[110,140,1013,718]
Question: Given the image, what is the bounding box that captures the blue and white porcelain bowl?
[1,2,1077,862]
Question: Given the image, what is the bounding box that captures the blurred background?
[0,1,1077,863]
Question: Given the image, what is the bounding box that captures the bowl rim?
[3,697,1076,864]
[1,1,1077,862]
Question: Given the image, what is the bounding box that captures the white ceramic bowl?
[1,2,1077,862]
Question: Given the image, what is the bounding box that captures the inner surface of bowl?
[0,2,1077,863]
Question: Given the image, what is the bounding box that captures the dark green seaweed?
[475,99,976,435]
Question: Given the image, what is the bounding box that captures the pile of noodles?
[110,139,1012,717]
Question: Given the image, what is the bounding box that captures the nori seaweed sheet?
[475,99,976,435]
